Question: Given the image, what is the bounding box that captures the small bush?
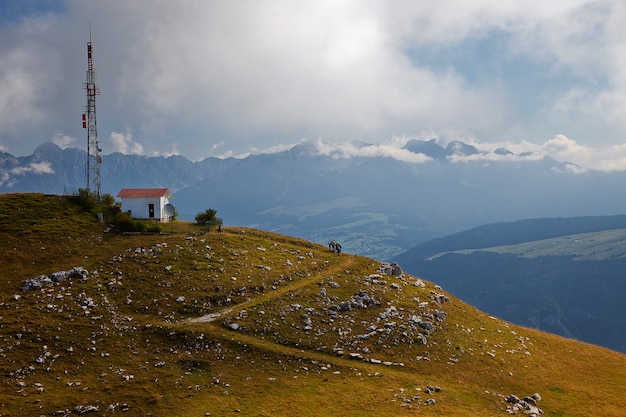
[113,212,161,233]
[195,208,218,225]
[195,208,223,231]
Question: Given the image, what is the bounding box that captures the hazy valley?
[3,139,626,261]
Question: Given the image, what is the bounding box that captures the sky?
[1,0,626,170]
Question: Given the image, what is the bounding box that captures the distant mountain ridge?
[393,216,626,353]
[395,215,626,257]
[403,138,479,159]
[2,140,626,260]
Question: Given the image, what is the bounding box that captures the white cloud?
[443,134,626,171]
[150,142,180,158]
[1,0,626,171]
[311,139,432,163]
[541,134,594,162]
[11,161,54,175]
[109,131,144,155]
[51,131,76,149]
[0,171,11,187]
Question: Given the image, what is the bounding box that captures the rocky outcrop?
[503,392,543,416]
[21,267,88,291]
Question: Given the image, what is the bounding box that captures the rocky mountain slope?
[1,193,625,416]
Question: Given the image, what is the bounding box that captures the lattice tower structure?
[82,35,102,200]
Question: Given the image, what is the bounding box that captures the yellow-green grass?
[1,193,625,416]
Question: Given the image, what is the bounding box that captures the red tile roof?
[117,188,171,198]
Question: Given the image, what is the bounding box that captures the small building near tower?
[116,188,173,222]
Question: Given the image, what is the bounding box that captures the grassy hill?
[1,193,625,416]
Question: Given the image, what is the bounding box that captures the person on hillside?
[336,242,342,255]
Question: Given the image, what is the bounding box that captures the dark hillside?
[395,215,626,261]
[393,217,626,353]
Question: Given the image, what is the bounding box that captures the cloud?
[1,0,626,171]
[442,133,626,171]
[541,134,594,162]
[150,142,180,158]
[11,161,54,175]
[51,130,76,149]
[311,139,432,163]
[109,131,144,155]
[0,14,67,148]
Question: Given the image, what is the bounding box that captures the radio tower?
[82,24,102,200]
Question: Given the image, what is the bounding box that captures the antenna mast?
[82,23,102,200]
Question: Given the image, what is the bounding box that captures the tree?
[195,208,223,232]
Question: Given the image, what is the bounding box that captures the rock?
[524,396,537,405]
[22,267,89,291]
[228,323,239,331]
[506,394,521,404]
[74,404,100,414]
[339,301,351,311]
[419,321,434,333]
[434,310,447,322]
[414,334,428,345]
[51,271,67,283]
[391,263,403,277]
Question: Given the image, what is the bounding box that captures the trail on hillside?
[187,253,356,324]
[182,253,416,376]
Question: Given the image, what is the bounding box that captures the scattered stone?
[74,404,100,414]
[504,392,543,416]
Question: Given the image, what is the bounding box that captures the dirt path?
[187,254,356,323]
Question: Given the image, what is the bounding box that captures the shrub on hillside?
[113,212,161,233]
[195,208,223,231]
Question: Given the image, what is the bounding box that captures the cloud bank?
[0,1,625,171]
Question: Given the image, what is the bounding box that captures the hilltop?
[1,193,625,416]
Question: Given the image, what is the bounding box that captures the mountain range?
[2,139,625,260]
